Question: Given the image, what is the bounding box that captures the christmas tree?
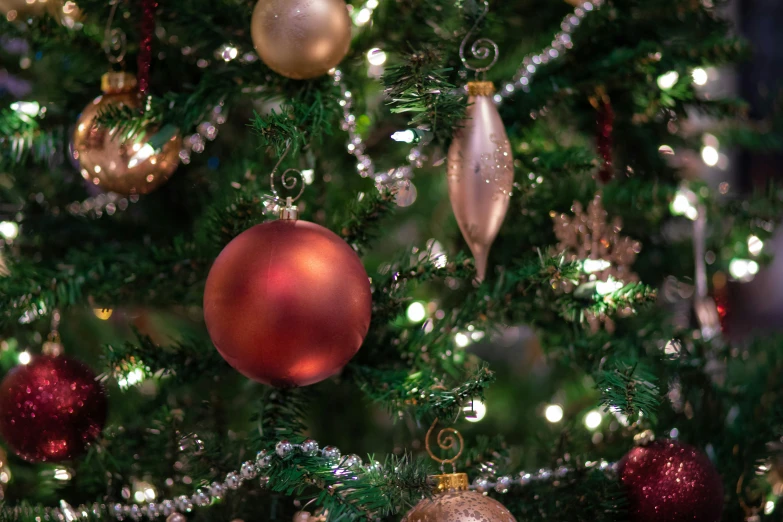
[1,0,782,521]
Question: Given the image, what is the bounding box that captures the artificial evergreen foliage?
[1,0,783,521]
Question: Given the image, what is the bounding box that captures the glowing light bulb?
[584,410,602,430]
[657,71,679,90]
[701,146,719,167]
[748,235,763,256]
[545,404,564,423]
[463,399,487,422]
[219,44,238,62]
[595,279,624,296]
[53,468,72,481]
[391,130,416,143]
[729,258,759,282]
[10,101,40,117]
[765,501,776,515]
[582,259,611,273]
[17,351,31,365]
[0,221,19,240]
[354,8,371,25]
[454,332,470,348]
[671,194,690,214]
[406,301,426,323]
[301,169,315,185]
[692,68,709,86]
[366,48,387,66]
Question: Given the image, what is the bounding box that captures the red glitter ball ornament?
[203,220,372,387]
[0,355,107,462]
[618,439,724,522]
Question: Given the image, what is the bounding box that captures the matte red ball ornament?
[618,439,724,522]
[0,355,107,462]
[203,219,372,387]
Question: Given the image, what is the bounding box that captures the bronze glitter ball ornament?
[403,420,517,522]
[402,473,517,522]
[71,72,181,196]
[250,0,352,79]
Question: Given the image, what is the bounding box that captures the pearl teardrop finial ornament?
[447,82,513,281]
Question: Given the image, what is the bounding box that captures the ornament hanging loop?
[425,418,464,473]
[737,473,765,522]
[103,0,127,65]
[459,0,499,79]
[270,143,306,220]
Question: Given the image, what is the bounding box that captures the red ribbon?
[137,0,158,96]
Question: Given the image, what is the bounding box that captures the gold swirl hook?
[425,418,464,473]
[103,0,127,65]
[459,0,499,79]
[269,143,306,220]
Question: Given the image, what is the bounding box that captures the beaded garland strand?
[63,0,601,216]
[3,434,615,521]
[1,1,604,518]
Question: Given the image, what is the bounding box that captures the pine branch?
[250,388,310,448]
[0,108,65,170]
[0,238,207,328]
[104,332,231,386]
[560,281,659,326]
[199,188,270,253]
[262,453,432,520]
[250,82,342,157]
[383,46,465,147]
[370,249,475,329]
[336,188,397,256]
[596,363,660,424]
[352,365,495,421]
[499,466,627,522]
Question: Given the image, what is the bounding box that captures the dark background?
[729,0,783,334]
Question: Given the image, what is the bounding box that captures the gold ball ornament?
[402,474,516,522]
[0,0,47,19]
[72,72,181,196]
[1,0,81,25]
[251,0,352,79]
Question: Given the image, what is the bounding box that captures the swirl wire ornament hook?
[103,0,127,65]
[459,0,499,79]
[425,418,464,473]
[269,143,306,219]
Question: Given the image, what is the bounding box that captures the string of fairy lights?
[2,0,772,519]
[4,0,600,217]
[0,6,610,516]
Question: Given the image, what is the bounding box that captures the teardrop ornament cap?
[467,81,495,97]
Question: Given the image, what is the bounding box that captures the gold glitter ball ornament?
[72,72,181,196]
[402,473,517,522]
[251,0,352,80]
